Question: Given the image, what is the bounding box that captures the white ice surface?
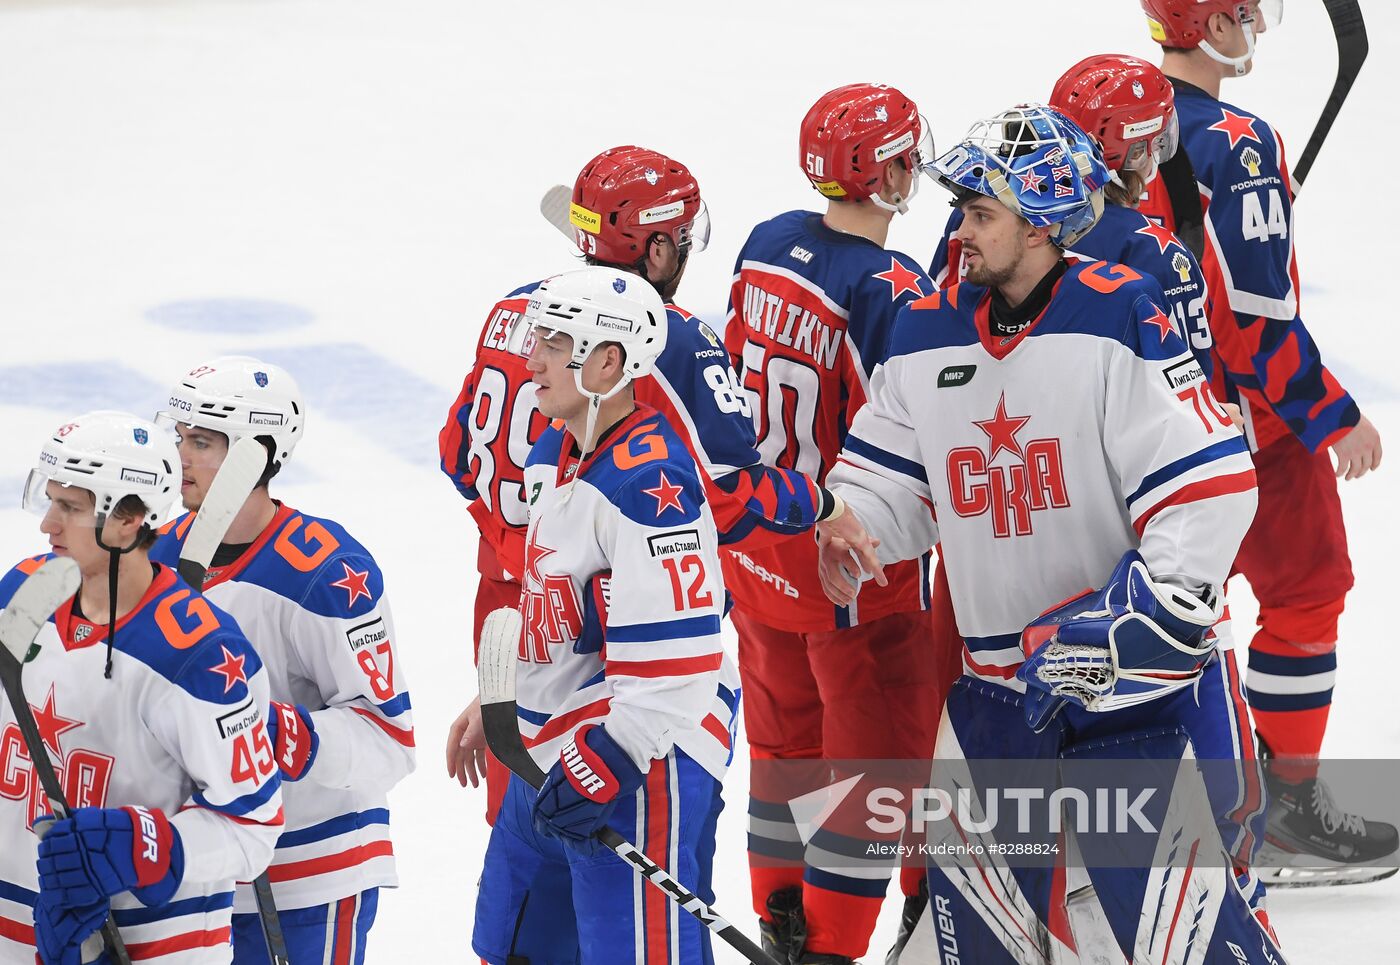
[0,1,1395,960]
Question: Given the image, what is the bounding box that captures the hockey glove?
[533,723,644,854]
[573,572,611,655]
[35,806,185,909]
[267,700,319,781]
[33,890,108,965]
[1017,550,1220,731]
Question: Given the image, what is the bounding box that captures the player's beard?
[964,234,1024,290]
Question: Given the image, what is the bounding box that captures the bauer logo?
[216,697,261,740]
[345,616,388,653]
[249,410,284,427]
[120,468,157,486]
[595,313,634,334]
[647,528,702,557]
[937,364,976,388]
[1162,357,1205,390]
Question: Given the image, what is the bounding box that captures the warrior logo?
[947,392,1069,538]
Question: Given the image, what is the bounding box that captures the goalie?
[817,106,1284,962]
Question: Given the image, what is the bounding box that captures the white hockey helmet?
[523,268,668,400]
[158,356,305,466]
[22,411,181,528]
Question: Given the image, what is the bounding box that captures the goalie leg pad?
[920,679,1075,964]
[1062,727,1286,964]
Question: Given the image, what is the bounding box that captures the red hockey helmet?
[799,84,932,211]
[568,146,709,266]
[1140,1,1281,60]
[1050,55,1178,175]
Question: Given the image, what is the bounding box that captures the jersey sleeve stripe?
[375,693,411,718]
[605,614,722,643]
[125,926,233,960]
[1126,436,1249,506]
[192,777,281,819]
[522,697,613,748]
[604,653,724,679]
[701,712,732,750]
[840,436,929,484]
[351,706,415,747]
[266,840,395,883]
[276,808,390,848]
[111,893,233,927]
[1131,469,1257,536]
[0,917,33,945]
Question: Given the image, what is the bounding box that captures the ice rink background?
[0,0,1395,959]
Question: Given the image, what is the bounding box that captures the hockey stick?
[477,608,783,965]
[176,436,292,965]
[0,557,131,965]
[539,184,576,242]
[1292,0,1368,187]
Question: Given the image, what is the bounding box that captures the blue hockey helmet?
[926,104,1109,248]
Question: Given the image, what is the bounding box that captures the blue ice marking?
[146,298,313,333]
[0,362,165,415]
[236,343,450,467]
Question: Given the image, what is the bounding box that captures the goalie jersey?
[517,404,737,781]
[438,281,820,584]
[826,260,1258,685]
[151,506,414,913]
[0,556,282,964]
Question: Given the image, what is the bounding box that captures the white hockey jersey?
[152,505,414,913]
[517,405,738,780]
[0,558,283,964]
[827,260,1259,685]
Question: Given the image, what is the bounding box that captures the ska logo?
[0,687,114,826]
[946,392,1069,538]
[519,533,582,664]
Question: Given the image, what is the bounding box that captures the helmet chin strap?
[560,368,633,504]
[1199,16,1257,77]
[93,515,145,680]
[870,171,919,215]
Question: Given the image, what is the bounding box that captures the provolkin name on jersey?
[647,528,703,557]
[937,364,976,388]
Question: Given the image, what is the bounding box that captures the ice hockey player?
[725,83,961,965]
[1138,0,1394,879]
[932,55,1214,378]
[470,267,735,964]
[819,106,1283,962]
[152,358,414,964]
[1,411,282,963]
[441,146,842,824]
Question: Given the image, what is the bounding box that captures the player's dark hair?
[110,494,158,550]
[1105,169,1147,208]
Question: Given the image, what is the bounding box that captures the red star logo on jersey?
[1207,109,1259,150]
[30,686,83,758]
[209,644,248,694]
[1141,306,1176,343]
[1017,169,1047,194]
[641,471,686,516]
[329,562,373,609]
[873,258,924,300]
[1135,221,1179,256]
[973,393,1033,460]
[523,532,556,587]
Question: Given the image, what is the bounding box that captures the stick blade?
[478,606,522,707]
[0,557,80,661]
[539,184,576,242]
[181,436,268,576]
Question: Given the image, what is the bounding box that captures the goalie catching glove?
[1016,550,1220,732]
